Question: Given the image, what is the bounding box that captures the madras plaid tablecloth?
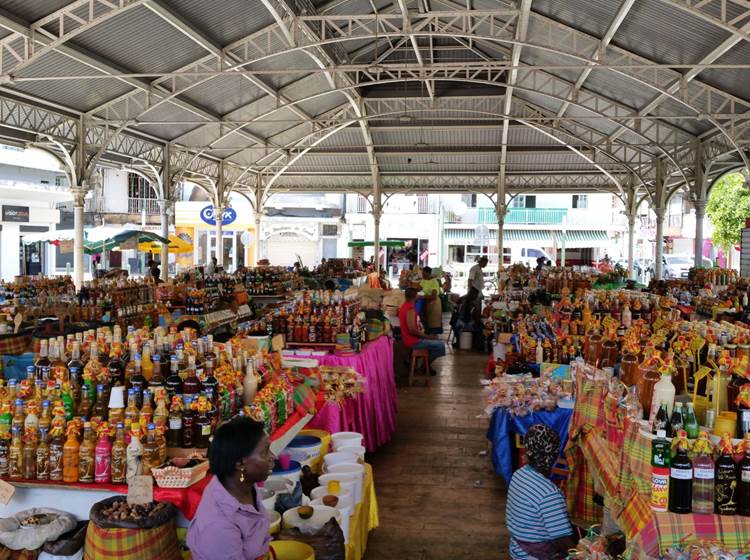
[619,418,652,501]
[629,512,750,558]
[581,432,621,510]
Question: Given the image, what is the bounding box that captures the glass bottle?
[78,421,95,483]
[23,402,39,433]
[202,360,219,409]
[141,423,159,475]
[91,384,108,421]
[715,434,738,515]
[22,430,36,480]
[78,386,92,420]
[125,425,143,481]
[652,401,669,435]
[8,427,23,479]
[48,426,65,481]
[739,435,750,516]
[167,397,183,448]
[183,355,202,396]
[181,396,195,448]
[194,397,211,449]
[165,356,183,401]
[668,432,692,514]
[684,402,699,440]
[129,354,146,408]
[107,348,125,387]
[49,340,69,384]
[124,389,140,426]
[669,402,684,439]
[35,339,50,381]
[11,399,24,435]
[141,346,154,382]
[0,433,10,477]
[94,426,112,484]
[36,427,49,481]
[691,432,715,515]
[156,425,167,465]
[0,402,11,439]
[62,425,80,483]
[67,342,84,403]
[140,390,154,425]
[111,423,127,485]
[153,395,168,428]
[61,383,75,421]
[149,354,165,393]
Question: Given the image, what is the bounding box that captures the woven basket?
[152,460,209,489]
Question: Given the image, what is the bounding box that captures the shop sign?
[2,205,29,222]
[199,205,237,226]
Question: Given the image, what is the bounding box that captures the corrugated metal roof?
[160,0,276,45]
[72,5,208,74]
[283,153,370,173]
[12,51,134,112]
[700,41,750,104]
[246,52,318,91]
[181,75,265,117]
[528,0,621,39]
[615,0,732,66]
[379,153,498,173]
[0,0,73,22]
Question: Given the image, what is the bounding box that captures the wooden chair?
[409,348,431,387]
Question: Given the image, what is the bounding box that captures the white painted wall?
[100,169,129,213]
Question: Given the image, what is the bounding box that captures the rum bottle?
[36,427,49,481]
[111,423,127,484]
[8,427,23,479]
[668,431,692,513]
[78,421,95,483]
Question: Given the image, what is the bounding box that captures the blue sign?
[199,205,237,226]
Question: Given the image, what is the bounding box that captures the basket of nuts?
[152,458,209,489]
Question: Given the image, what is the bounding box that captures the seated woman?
[506,424,575,559]
[399,287,446,374]
[450,286,484,349]
[188,417,275,560]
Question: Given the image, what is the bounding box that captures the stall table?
[301,336,398,452]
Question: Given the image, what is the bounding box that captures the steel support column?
[627,213,636,279]
[158,199,171,281]
[654,207,665,280]
[694,200,707,269]
[372,175,383,273]
[71,186,86,290]
[215,204,224,268]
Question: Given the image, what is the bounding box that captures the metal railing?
[445,207,568,225]
[127,198,160,214]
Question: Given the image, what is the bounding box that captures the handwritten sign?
[127,475,153,505]
[0,479,15,505]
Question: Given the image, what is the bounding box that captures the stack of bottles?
[651,431,750,516]
[273,290,361,344]
[240,267,297,295]
[0,325,307,486]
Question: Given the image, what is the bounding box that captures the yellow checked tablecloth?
[345,463,379,560]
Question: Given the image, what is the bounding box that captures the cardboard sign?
[271,334,284,352]
[59,240,74,254]
[127,475,153,505]
[0,479,15,505]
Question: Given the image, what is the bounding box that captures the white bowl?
[282,505,341,532]
[267,510,281,535]
[326,463,364,503]
[331,432,363,451]
[323,451,357,469]
[336,444,365,461]
[318,473,358,505]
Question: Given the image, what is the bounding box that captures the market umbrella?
[83,227,169,254]
[138,234,193,254]
[347,240,406,247]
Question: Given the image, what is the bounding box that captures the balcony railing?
[128,198,160,214]
[445,207,568,225]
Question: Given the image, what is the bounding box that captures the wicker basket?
[152,460,209,489]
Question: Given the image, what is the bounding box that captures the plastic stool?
[409,348,431,387]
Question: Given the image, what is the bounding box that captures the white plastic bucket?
[326,463,364,503]
[310,486,354,510]
[331,432,363,451]
[336,444,365,461]
[282,505,341,532]
[318,473,358,504]
[459,331,473,350]
[323,451,357,470]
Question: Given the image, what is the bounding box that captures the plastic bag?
[89,498,176,530]
[278,518,345,560]
[0,509,76,552]
[42,522,87,556]
[38,551,83,560]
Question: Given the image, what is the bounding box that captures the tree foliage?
[706,172,750,251]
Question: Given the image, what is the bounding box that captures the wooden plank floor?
[364,346,510,559]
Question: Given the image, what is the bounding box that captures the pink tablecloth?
[303,336,398,452]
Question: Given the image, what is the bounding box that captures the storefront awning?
[444,228,610,247]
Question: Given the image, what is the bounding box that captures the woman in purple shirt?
[188,417,275,560]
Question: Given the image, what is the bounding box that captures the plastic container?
[310,486,353,510]
[649,373,676,422]
[268,510,281,535]
[269,540,315,560]
[269,460,302,485]
[327,463,364,503]
[287,435,322,459]
[336,444,365,461]
[318,473,358,504]
[459,331,473,350]
[282,505,341,532]
[323,451,358,470]
[331,432,363,451]
[286,449,313,469]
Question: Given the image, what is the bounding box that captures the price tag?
[0,479,15,505]
[127,475,153,505]
[271,334,284,352]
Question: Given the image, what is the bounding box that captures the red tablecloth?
[303,336,398,452]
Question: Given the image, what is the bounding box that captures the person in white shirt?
[468,256,488,304]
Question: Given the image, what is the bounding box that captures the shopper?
[450,286,483,350]
[468,256,488,303]
[420,266,443,334]
[399,287,445,374]
[206,256,217,275]
[187,417,275,560]
[506,424,574,559]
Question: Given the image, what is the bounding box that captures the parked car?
[645,254,713,279]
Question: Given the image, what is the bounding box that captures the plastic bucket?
[326,463,364,503]
[309,486,353,510]
[318,474,358,504]
[331,432,363,451]
[335,444,365,461]
[287,434,322,459]
[269,461,302,485]
[459,331,473,350]
[323,451,357,470]
[269,540,315,560]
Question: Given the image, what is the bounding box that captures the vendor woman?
[419,266,443,334]
[188,417,275,560]
[506,424,575,559]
